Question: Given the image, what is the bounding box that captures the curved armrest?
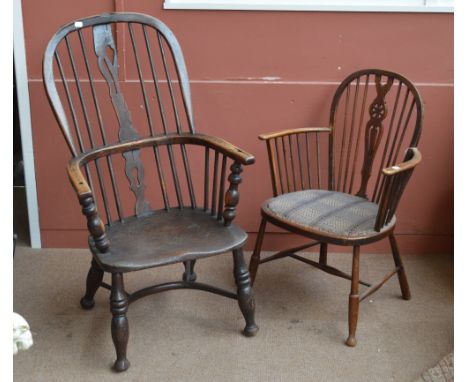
[375,147,422,231]
[382,147,422,176]
[68,133,255,197]
[67,133,255,236]
[259,127,331,141]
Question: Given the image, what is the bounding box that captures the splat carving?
[357,75,394,198]
[93,25,151,216]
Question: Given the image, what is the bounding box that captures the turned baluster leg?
[80,259,104,310]
[182,260,197,282]
[346,245,360,347]
[110,273,130,372]
[319,243,328,266]
[389,234,411,300]
[233,248,259,337]
[248,217,267,286]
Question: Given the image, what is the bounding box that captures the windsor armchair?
[249,69,423,347]
[43,13,257,372]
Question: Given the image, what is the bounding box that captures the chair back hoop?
[43,12,195,157]
[328,68,423,202]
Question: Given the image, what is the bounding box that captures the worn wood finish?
[249,69,423,346]
[92,209,248,273]
[43,12,257,372]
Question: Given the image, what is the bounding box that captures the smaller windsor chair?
[43,13,257,372]
[249,69,423,347]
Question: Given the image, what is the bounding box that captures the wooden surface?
[95,208,247,272]
[43,12,257,372]
[249,68,421,347]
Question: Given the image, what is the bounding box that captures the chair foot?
[80,259,103,310]
[113,358,130,372]
[345,335,357,347]
[111,273,130,372]
[233,248,259,337]
[248,217,267,286]
[243,324,259,337]
[80,297,95,310]
[182,260,197,282]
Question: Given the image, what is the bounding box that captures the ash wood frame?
[43,12,258,372]
[249,68,423,347]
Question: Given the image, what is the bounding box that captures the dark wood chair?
[43,12,258,372]
[249,69,423,347]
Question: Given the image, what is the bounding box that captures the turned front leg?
[346,246,360,347]
[110,273,130,372]
[233,248,259,337]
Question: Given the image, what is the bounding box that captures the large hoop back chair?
[43,12,258,372]
[249,69,423,347]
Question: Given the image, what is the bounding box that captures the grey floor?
[13,246,453,382]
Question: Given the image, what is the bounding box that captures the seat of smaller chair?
[93,208,247,272]
[262,189,396,244]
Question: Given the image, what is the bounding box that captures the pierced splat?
[93,24,151,216]
[356,75,394,198]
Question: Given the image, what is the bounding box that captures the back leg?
[182,260,197,282]
[389,234,411,300]
[248,217,267,286]
[80,259,104,310]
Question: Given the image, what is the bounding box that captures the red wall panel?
[22,0,453,253]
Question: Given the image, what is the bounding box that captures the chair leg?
[346,245,360,347]
[248,217,267,286]
[389,234,411,300]
[182,260,197,282]
[233,248,259,337]
[110,273,130,372]
[80,259,104,310]
[319,243,328,266]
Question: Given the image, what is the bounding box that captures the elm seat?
[262,190,395,241]
[93,209,248,273]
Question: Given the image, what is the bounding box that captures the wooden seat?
[96,209,247,272]
[249,68,423,347]
[43,12,258,372]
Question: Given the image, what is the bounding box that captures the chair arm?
[382,147,422,176]
[259,127,331,196]
[67,164,109,253]
[69,133,254,174]
[374,147,422,231]
[259,127,331,141]
[67,133,255,232]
